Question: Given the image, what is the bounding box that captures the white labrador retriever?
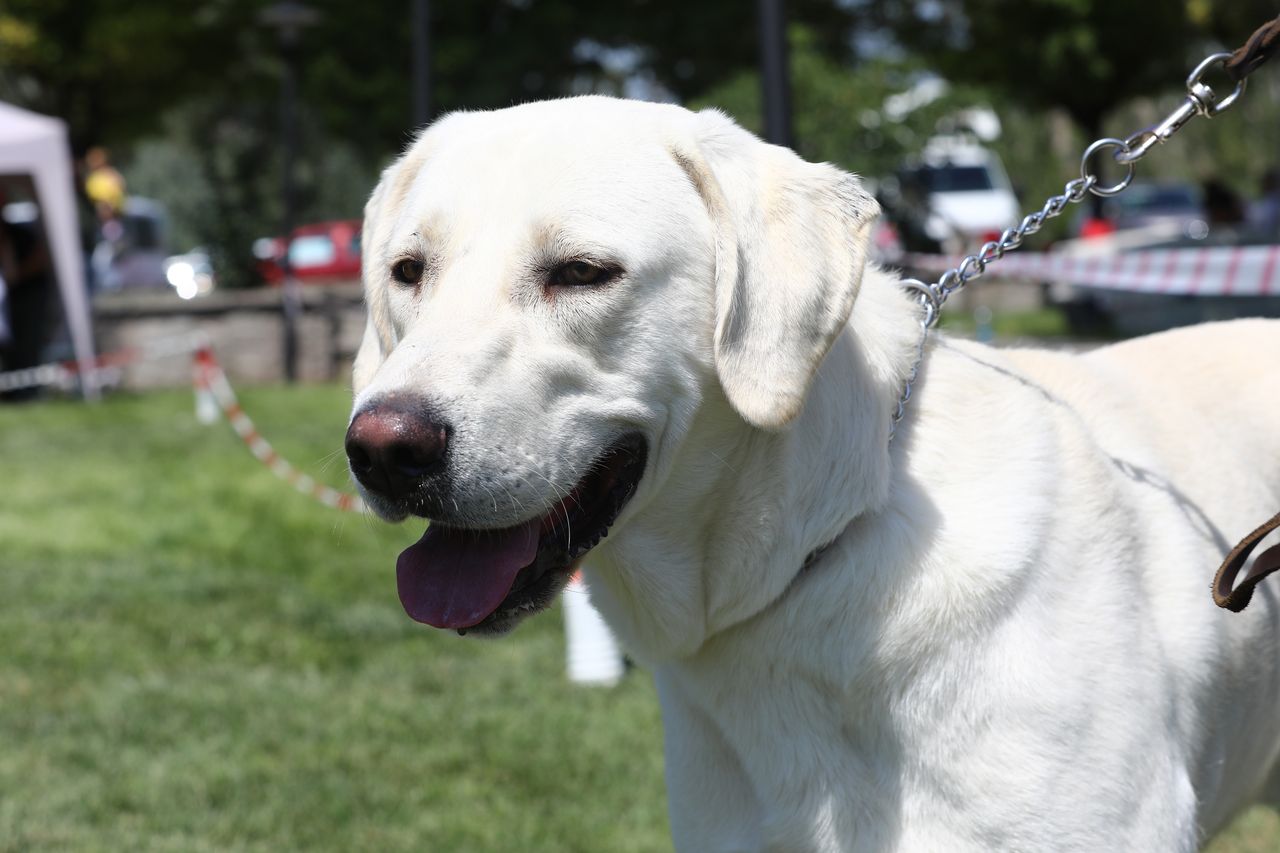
[345,95,1280,852]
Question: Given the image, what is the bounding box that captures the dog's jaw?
[392,433,649,634]
[580,271,921,664]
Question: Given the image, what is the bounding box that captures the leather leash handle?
[1205,13,1280,613]
[1213,511,1280,612]
[1225,14,1280,83]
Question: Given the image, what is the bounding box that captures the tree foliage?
[3,1,1277,284]
[0,0,861,282]
[0,0,263,152]
[864,0,1279,135]
[1,0,857,155]
[295,0,858,155]
[692,28,989,181]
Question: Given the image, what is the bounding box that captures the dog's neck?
[587,269,922,662]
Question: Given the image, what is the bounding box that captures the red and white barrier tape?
[192,347,366,513]
[903,244,1280,296]
[0,333,201,393]
[0,362,68,393]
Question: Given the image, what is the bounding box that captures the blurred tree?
[124,97,377,288]
[694,26,1089,248]
[5,1,1274,164]
[863,0,1206,139]
[301,0,858,153]
[691,27,987,180]
[1,0,861,286]
[1,0,858,154]
[7,1,1275,285]
[0,0,261,153]
[1105,67,1280,197]
[1188,0,1280,47]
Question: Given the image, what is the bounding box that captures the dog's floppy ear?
[678,110,880,429]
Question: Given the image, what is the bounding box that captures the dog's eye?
[391,258,425,286]
[552,261,614,287]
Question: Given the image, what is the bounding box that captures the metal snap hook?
[1186,52,1247,116]
[1080,138,1136,197]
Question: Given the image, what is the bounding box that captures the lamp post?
[260,1,319,384]
[412,0,432,127]
[758,0,794,149]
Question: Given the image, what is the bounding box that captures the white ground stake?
[563,574,625,686]
[194,384,220,425]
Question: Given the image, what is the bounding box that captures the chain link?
[888,48,1249,442]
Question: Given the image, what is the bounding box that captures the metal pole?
[280,41,301,384]
[412,0,432,127]
[259,4,317,384]
[758,0,794,149]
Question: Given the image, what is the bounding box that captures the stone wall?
[92,286,366,390]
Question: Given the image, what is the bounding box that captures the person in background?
[0,186,55,401]
[84,147,128,292]
[84,147,125,222]
[1202,177,1246,226]
[1246,168,1280,239]
[0,226,12,353]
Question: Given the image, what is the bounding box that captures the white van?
[902,139,1020,252]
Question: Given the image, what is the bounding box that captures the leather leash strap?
[1225,14,1280,83]
[1210,13,1280,613]
[1213,512,1280,612]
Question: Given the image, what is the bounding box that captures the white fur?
[353,95,1280,851]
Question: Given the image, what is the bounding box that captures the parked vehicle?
[163,250,216,300]
[1077,182,1208,241]
[92,196,171,292]
[897,139,1020,251]
[257,219,361,286]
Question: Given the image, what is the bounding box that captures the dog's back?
[1006,318,1280,835]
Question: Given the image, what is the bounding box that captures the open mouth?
[395,433,647,633]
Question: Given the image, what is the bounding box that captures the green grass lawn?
[1,384,1276,852]
[939,305,1076,340]
[0,385,668,852]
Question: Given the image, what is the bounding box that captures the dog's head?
[347,96,878,637]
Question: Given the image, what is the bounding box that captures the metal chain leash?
[889,17,1280,441]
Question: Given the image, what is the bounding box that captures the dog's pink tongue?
[397,520,540,629]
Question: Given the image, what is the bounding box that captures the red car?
[259,219,362,286]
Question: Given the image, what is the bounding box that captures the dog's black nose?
[345,404,449,497]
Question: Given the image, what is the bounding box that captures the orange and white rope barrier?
[0,335,365,513]
[0,333,197,394]
[191,347,365,513]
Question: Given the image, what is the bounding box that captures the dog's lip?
[396,433,647,630]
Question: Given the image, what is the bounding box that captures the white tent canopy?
[0,100,96,396]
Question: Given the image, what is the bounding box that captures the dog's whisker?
[523,468,574,548]
[495,480,528,516]
[476,481,501,515]
[315,447,348,473]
